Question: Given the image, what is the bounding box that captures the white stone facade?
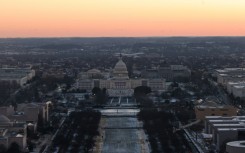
[77,57,166,97]
[204,116,245,151]
[216,68,245,86]
[0,68,35,87]
[227,82,245,98]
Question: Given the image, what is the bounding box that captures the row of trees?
[138,110,191,153]
[0,74,74,106]
[52,111,101,153]
[0,80,20,104]
[92,87,108,105]
[0,142,22,153]
[137,110,192,153]
[37,75,74,92]
[229,93,245,108]
[134,86,153,107]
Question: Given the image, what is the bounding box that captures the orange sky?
[0,0,245,37]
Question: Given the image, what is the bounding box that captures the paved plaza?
[102,128,141,153]
[100,109,139,116]
[100,109,150,153]
[108,97,137,106]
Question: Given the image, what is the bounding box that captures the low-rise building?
[204,116,245,151]
[170,65,191,79]
[0,67,35,87]
[215,68,245,98]
[141,65,191,81]
[226,141,245,153]
[0,102,50,132]
[0,115,27,151]
[227,82,245,98]
[215,68,245,86]
[195,99,238,120]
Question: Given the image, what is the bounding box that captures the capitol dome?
[113,56,129,79]
[114,60,127,72]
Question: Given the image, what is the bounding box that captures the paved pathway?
[95,109,150,153]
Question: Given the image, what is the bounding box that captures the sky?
[0,0,245,37]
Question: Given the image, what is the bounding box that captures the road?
[208,79,231,104]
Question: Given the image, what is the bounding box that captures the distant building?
[215,68,245,98]
[227,82,245,99]
[141,69,160,79]
[0,115,27,151]
[195,98,238,120]
[158,67,173,81]
[0,102,50,133]
[215,68,245,86]
[170,65,191,79]
[42,68,65,79]
[0,67,35,86]
[204,116,245,151]
[0,102,51,150]
[142,65,191,81]
[76,56,166,97]
[79,69,105,79]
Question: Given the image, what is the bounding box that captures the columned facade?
[77,56,166,97]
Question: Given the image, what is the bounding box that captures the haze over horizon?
[1,0,245,37]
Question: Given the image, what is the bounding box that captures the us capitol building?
[76,56,166,97]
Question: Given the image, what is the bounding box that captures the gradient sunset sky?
[1,0,245,37]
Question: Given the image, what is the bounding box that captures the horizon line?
[1,36,245,39]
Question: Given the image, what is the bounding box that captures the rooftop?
[227,141,245,148]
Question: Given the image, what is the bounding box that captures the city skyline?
[1,0,245,37]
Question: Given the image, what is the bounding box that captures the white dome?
[113,58,129,79]
[114,59,127,72]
